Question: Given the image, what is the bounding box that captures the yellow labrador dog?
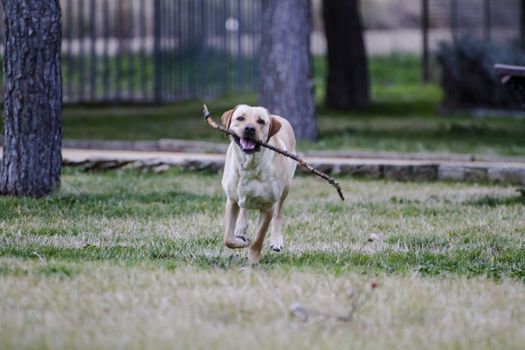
[221,104,296,264]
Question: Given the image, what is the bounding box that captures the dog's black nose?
[244,125,256,136]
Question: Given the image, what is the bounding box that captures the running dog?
[221,104,296,264]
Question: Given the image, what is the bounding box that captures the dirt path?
[1,146,524,184]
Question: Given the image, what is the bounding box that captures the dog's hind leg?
[248,209,273,264]
[270,188,289,252]
[224,199,250,249]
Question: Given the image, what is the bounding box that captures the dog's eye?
[257,119,266,125]
[236,116,245,121]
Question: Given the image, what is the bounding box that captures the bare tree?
[0,0,63,197]
[323,0,370,110]
[259,0,317,140]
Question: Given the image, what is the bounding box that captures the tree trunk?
[0,0,63,197]
[259,0,317,140]
[323,0,370,110]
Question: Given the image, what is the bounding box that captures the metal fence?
[422,0,525,81]
[0,0,262,104]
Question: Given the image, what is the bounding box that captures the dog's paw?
[225,236,251,249]
[235,225,248,239]
[270,244,283,252]
[236,235,251,245]
[270,236,283,252]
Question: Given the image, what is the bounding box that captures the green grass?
[1,169,523,278]
[52,54,525,157]
[1,169,525,349]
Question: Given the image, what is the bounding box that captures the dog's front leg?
[235,208,249,242]
[224,198,251,249]
[248,208,273,264]
[270,189,289,252]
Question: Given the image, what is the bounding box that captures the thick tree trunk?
[323,0,370,110]
[259,0,317,140]
[0,0,63,197]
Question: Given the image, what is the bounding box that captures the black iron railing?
[0,0,262,104]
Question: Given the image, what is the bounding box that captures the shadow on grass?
[465,195,525,207]
[363,100,438,117]
[0,191,223,220]
[318,122,518,140]
[313,120,525,154]
[316,100,436,119]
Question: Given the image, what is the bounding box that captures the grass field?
[1,169,524,349]
[56,54,525,157]
[2,54,525,349]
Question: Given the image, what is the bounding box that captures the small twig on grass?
[289,281,378,324]
[203,105,345,201]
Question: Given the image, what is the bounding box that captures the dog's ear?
[221,108,236,128]
[267,115,282,141]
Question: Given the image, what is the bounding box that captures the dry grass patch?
[0,260,524,350]
[1,169,524,348]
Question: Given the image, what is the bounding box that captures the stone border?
[60,150,525,185]
[2,143,525,184]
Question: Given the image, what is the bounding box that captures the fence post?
[223,0,229,95]
[190,1,197,97]
[115,0,121,99]
[450,0,458,43]
[127,0,135,99]
[90,0,97,100]
[65,0,73,102]
[483,0,491,42]
[421,0,430,83]
[521,0,525,50]
[78,0,85,102]
[153,0,163,102]
[236,0,243,91]
[201,0,208,97]
[102,0,110,101]
[139,0,147,99]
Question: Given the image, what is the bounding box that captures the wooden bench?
[494,64,525,107]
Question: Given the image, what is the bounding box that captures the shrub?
[437,37,525,110]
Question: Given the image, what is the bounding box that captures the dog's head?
[221,105,281,154]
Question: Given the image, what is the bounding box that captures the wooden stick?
[203,105,345,201]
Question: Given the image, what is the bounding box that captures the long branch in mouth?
[203,105,345,201]
[240,137,257,151]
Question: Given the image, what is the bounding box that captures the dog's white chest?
[236,169,280,209]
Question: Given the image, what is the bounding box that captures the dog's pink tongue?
[240,138,256,151]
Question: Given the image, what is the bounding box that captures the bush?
[437,37,525,110]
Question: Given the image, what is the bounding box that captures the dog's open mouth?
[236,137,260,154]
